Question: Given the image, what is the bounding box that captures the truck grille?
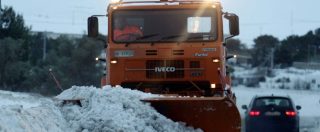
[172,50,184,55]
[146,50,157,55]
[146,60,184,79]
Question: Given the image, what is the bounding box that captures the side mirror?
[95,57,106,62]
[224,14,239,36]
[226,55,237,60]
[296,105,301,110]
[88,16,99,38]
[242,105,248,110]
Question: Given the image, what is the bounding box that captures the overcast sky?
[3,0,320,46]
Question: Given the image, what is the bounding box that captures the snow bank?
[260,68,320,90]
[56,86,202,132]
[0,90,69,132]
[1,85,319,131]
[233,67,320,91]
[0,90,42,108]
[0,86,201,132]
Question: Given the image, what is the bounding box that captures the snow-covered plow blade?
[142,97,241,132]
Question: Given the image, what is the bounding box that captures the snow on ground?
[1,84,319,132]
[0,90,69,132]
[233,67,320,91]
[0,86,201,132]
[260,68,320,91]
[0,90,42,108]
[234,86,320,132]
[56,86,201,132]
[233,67,320,131]
[234,86,320,117]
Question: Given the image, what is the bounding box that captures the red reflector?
[285,111,296,116]
[249,111,260,116]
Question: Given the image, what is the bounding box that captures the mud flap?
[142,97,241,132]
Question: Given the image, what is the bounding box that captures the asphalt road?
[241,116,320,132]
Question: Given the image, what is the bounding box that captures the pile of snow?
[260,68,320,90]
[1,85,320,131]
[0,90,42,108]
[56,86,201,132]
[0,90,68,132]
[0,86,201,132]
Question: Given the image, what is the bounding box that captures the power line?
[290,10,294,34]
[26,19,87,25]
[294,19,320,24]
[43,32,47,61]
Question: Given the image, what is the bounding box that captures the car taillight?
[249,111,260,116]
[285,111,296,117]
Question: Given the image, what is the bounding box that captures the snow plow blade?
[142,97,241,132]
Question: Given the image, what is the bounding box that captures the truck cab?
[89,0,239,97]
[88,1,241,131]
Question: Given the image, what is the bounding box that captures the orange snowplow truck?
[88,0,241,131]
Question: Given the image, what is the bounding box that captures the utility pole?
[313,45,318,60]
[308,44,310,63]
[43,32,47,61]
[266,48,275,77]
[270,48,274,69]
[0,0,3,28]
[290,10,294,34]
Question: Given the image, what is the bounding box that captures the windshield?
[253,97,293,108]
[112,9,217,43]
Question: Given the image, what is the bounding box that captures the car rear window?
[253,97,292,108]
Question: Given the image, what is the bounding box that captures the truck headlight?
[213,59,220,63]
[110,0,121,4]
[211,84,216,89]
[111,59,118,64]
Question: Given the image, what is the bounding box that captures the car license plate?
[265,111,281,116]
[114,50,134,57]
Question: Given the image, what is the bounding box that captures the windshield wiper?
[187,35,215,40]
[149,34,188,46]
[136,33,160,40]
[124,33,160,47]
[158,34,188,41]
